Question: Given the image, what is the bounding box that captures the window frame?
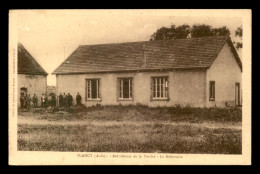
[117,77,133,101]
[151,76,169,101]
[85,78,101,101]
[209,81,215,101]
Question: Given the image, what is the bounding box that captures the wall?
[47,85,56,95]
[56,70,206,107]
[18,74,47,107]
[206,43,242,107]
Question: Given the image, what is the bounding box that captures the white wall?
[18,74,47,107]
[56,70,206,107]
[206,43,242,107]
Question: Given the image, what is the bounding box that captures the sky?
[14,10,243,86]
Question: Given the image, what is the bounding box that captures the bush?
[167,106,241,122]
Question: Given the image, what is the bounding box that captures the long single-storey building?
[52,36,242,107]
[18,43,48,107]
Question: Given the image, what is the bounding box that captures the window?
[152,77,168,99]
[86,79,100,100]
[118,78,133,99]
[209,81,215,101]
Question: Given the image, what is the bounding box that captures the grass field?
[17,105,242,154]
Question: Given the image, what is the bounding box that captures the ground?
[17,105,242,154]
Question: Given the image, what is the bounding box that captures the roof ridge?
[79,41,148,47]
[78,35,229,47]
[52,36,232,75]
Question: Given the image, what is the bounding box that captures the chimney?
[142,44,147,67]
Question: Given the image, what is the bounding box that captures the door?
[20,87,27,108]
[235,83,240,106]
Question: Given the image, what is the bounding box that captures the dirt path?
[18,115,242,130]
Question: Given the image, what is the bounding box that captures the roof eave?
[18,72,48,76]
[226,38,243,72]
[207,36,242,73]
[52,66,209,75]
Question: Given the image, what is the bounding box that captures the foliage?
[150,24,230,41]
[17,123,241,154]
[18,105,242,153]
[235,26,243,37]
[190,24,213,38]
[234,26,243,49]
[24,104,242,123]
[150,25,191,41]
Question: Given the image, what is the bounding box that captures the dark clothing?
[41,95,48,108]
[59,95,63,107]
[26,96,31,111]
[20,96,25,108]
[68,95,73,108]
[33,95,38,108]
[41,95,45,108]
[64,95,68,108]
[76,94,82,105]
[47,96,52,107]
[52,95,56,108]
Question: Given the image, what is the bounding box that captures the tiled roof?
[52,36,242,74]
[18,43,48,76]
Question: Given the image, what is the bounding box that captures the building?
[18,43,48,107]
[52,36,242,107]
[47,85,56,96]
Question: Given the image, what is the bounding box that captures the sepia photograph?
[8,9,251,165]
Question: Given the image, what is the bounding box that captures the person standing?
[59,93,63,107]
[20,95,25,109]
[64,93,68,108]
[47,94,52,107]
[68,93,73,108]
[52,94,56,109]
[32,94,38,108]
[44,94,48,108]
[76,92,82,106]
[26,94,31,111]
[41,93,45,108]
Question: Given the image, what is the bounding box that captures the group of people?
[40,93,57,109]
[20,92,82,110]
[58,93,73,108]
[58,92,82,107]
[20,94,39,110]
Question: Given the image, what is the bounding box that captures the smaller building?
[47,85,56,96]
[18,43,48,107]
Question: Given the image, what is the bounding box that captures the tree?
[235,26,242,37]
[212,26,230,36]
[175,25,191,39]
[190,24,213,38]
[150,27,170,41]
[150,24,230,41]
[234,26,242,49]
[150,24,191,41]
[190,25,230,38]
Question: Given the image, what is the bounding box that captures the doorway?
[20,87,27,108]
[235,83,241,107]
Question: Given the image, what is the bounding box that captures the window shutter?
[213,81,215,99]
[131,78,133,100]
[166,77,169,100]
[98,79,101,99]
[209,81,215,101]
[116,78,119,101]
[85,80,87,101]
[150,77,153,100]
